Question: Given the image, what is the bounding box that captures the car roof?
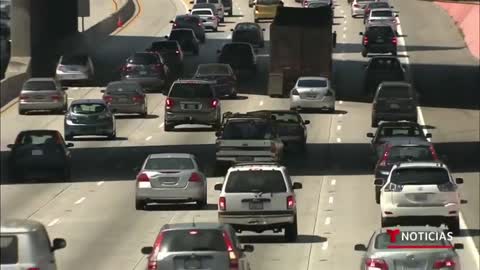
[148,153,195,159]
[70,99,106,105]
[192,8,213,12]
[367,23,394,28]
[369,56,400,61]
[162,222,227,231]
[1,219,45,234]
[376,226,447,234]
[248,110,300,116]
[18,129,59,134]
[379,81,411,87]
[378,121,420,127]
[26,77,56,82]
[394,161,446,169]
[391,143,432,148]
[297,76,328,81]
[173,79,212,84]
[176,14,200,18]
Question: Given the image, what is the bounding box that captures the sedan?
[193,63,237,97]
[101,81,147,117]
[135,153,208,210]
[18,78,68,115]
[366,8,398,32]
[354,227,463,270]
[290,76,335,112]
[120,52,169,92]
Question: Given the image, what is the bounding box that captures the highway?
[1,0,479,269]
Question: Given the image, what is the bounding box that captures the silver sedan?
[135,153,207,210]
[290,76,336,112]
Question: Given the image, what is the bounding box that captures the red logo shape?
[386,229,401,243]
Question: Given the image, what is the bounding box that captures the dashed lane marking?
[337,125,342,131]
[75,197,86,205]
[145,136,152,141]
[336,138,341,143]
[97,181,104,186]
[328,196,334,204]
[322,241,329,250]
[48,218,60,227]
[324,217,331,225]
[330,179,336,186]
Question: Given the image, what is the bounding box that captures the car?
[364,56,406,95]
[64,99,116,140]
[7,130,74,180]
[166,28,201,55]
[251,0,284,22]
[354,226,463,270]
[191,8,219,31]
[373,143,439,203]
[191,3,222,22]
[146,40,184,77]
[190,0,226,21]
[363,1,393,23]
[371,82,418,127]
[377,161,463,234]
[246,110,310,150]
[290,76,336,112]
[18,78,68,115]
[366,121,431,159]
[193,63,237,98]
[215,112,285,167]
[170,14,206,43]
[360,23,398,57]
[214,162,303,241]
[217,42,257,76]
[164,79,221,131]
[120,52,169,92]
[141,223,254,270]
[366,8,398,32]
[231,22,265,48]
[101,81,148,117]
[135,153,208,210]
[303,0,332,8]
[55,54,95,85]
[351,0,374,17]
[1,219,66,270]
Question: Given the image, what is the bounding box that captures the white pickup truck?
[215,112,284,167]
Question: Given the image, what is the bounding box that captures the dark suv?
[170,15,206,43]
[217,42,257,76]
[147,40,184,77]
[120,52,169,92]
[360,24,397,57]
[364,56,406,95]
[371,81,418,127]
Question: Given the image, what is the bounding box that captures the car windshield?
[222,120,273,139]
[71,103,106,114]
[150,42,177,51]
[196,65,230,75]
[375,232,448,249]
[128,54,157,65]
[369,58,402,70]
[297,79,327,88]
[257,0,281,5]
[106,83,140,94]
[16,132,58,145]
[61,55,88,65]
[192,10,212,15]
[308,2,329,7]
[379,126,422,137]
[0,235,18,264]
[23,80,56,91]
[388,146,435,163]
[378,86,411,98]
[225,170,287,193]
[371,10,393,17]
[144,158,195,170]
[169,83,213,98]
[160,229,227,252]
[390,168,450,185]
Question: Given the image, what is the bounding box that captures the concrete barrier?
[0,0,136,111]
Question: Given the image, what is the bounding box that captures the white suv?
[214,162,303,242]
[377,162,464,235]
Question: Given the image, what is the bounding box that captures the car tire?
[220,17,225,23]
[284,216,298,242]
[164,122,174,131]
[254,18,259,23]
[448,217,461,236]
[381,217,392,227]
[371,117,378,128]
[361,49,368,57]
[392,50,397,56]
[375,189,381,204]
[228,10,232,16]
[135,200,146,210]
[196,197,208,209]
[140,109,148,118]
[108,131,116,140]
[65,135,73,141]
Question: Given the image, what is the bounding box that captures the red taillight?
[219,196,226,210]
[429,145,439,160]
[103,95,113,103]
[137,173,150,182]
[27,268,40,270]
[365,258,389,270]
[392,36,397,45]
[148,233,165,270]
[433,259,456,269]
[132,95,144,103]
[363,36,369,45]
[379,144,392,166]
[223,232,239,269]
[287,195,295,209]
[165,98,174,109]
[51,95,61,101]
[19,95,29,101]
[189,172,202,182]
[211,99,219,108]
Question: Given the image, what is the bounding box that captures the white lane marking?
[328,196,334,204]
[48,218,60,227]
[339,100,343,104]
[336,137,341,143]
[342,33,346,39]
[338,113,343,117]
[75,197,86,205]
[343,26,347,31]
[145,136,152,141]
[68,97,74,100]
[330,179,336,186]
[321,241,329,250]
[340,9,344,13]
[324,217,331,225]
[343,20,347,24]
[97,181,104,186]
[227,35,232,39]
[259,100,264,106]
[159,123,164,128]
[337,125,342,131]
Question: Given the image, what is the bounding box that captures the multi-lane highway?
[1,0,479,269]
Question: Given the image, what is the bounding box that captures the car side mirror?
[304,120,310,125]
[141,246,153,254]
[66,143,74,147]
[453,243,464,250]
[395,14,399,17]
[242,245,254,252]
[62,87,68,90]
[425,133,432,138]
[214,183,223,191]
[354,244,367,251]
[169,20,174,23]
[100,89,105,93]
[455,178,464,184]
[374,179,384,186]
[391,5,394,8]
[51,238,66,251]
[359,32,363,36]
[7,144,13,149]
[366,132,374,138]
[292,182,302,190]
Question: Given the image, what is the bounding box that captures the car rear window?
[161,229,227,252]
[368,2,389,8]
[388,146,435,163]
[192,10,213,15]
[367,26,394,37]
[23,81,56,91]
[225,170,287,193]
[17,132,58,145]
[170,30,194,40]
[128,53,158,65]
[269,113,301,123]
[106,83,141,94]
[208,0,219,3]
[236,24,259,31]
[144,158,195,170]
[222,44,253,56]
[374,232,447,249]
[61,55,88,65]
[71,103,106,114]
[297,79,327,88]
[371,10,393,17]
[176,16,201,24]
[196,65,230,75]
[169,83,214,98]
[379,126,422,136]
[378,86,411,98]
[390,167,450,185]
[0,235,18,264]
[150,41,178,52]
[222,120,273,139]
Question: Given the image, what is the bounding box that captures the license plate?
[414,194,427,201]
[32,149,44,156]
[118,97,129,102]
[249,201,263,210]
[377,39,385,43]
[307,94,317,98]
[185,104,198,110]
[184,258,201,269]
[237,156,253,161]
[139,71,147,75]
[389,103,400,109]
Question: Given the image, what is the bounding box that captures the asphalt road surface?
[1,0,479,269]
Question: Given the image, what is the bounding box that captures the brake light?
[270,142,276,153]
[103,95,113,104]
[222,232,239,270]
[165,97,174,109]
[392,36,397,45]
[189,172,202,182]
[219,196,226,210]
[363,36,369,45]
[137,173,150,182]
[27,268,40,270]
[19,95,29,101]
[433,259,456,269]
[51,95,61,101]
[429,145,439,160]
[365,258,389,270]
[148,232,165,270]
[379,144,392,166]
[211,99,219,108]
[383,182,403,192]
[132,95,144,103]
[287,195,295,209]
